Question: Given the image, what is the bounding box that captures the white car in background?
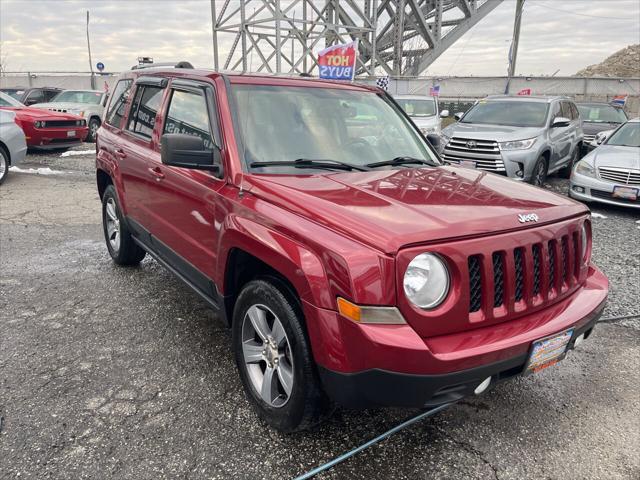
[394,94,448,136]
[31,89,108,142]
[0,109,28,185]
[570,118,639,209]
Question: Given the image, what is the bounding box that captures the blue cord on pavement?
[293,402,454,480]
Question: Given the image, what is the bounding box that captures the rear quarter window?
[105,80,133,128]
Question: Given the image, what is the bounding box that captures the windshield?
[231,84,438,172]
[0,91,24,107]
[605,122,640,147]
[577,104,627,123]
[1,89,24,101]
[461,100,549,127]
[396,98,436,117]
[51,90,103,104]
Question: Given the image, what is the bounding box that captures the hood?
[586,145,640,170]
[409,115,439,129]
[1,106,83,121]
[582,122,622,136]
[246,167,587,254]
[30,102,93,112]
[443,122,543,142]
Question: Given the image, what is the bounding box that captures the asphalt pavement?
[1,147,639,480]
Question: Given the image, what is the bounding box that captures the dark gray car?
[440,95,583,186]
[576,102,627,149]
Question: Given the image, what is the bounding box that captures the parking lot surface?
[1,147,639,480]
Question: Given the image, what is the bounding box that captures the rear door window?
[126,85,164,138]
[163,89,215,150]
[105,80,133,128]
[25,89,45,104]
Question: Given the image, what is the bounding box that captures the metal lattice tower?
[211,0,504,76]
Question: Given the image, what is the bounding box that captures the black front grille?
[548,241,556,290]
[468,256,482,313]
[514,248,524,302]
[561,237,569,283]
[492,252,504,307]
[43,120,81,128]
[591,189,639,204]
[532,244,541,296]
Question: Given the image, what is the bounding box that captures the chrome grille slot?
[443,137,506,172]
[598,167,640,186]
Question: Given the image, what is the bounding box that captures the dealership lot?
[1,148,639,479]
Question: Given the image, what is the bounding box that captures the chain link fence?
[2,72,638,115]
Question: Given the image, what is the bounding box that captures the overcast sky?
[0,0,638,76]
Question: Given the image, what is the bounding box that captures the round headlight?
[403,253,450,309]
[581,223,588,261]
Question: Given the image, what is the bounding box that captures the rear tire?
[530,156,548,187]
[0,145,8,186]
[232,278,330,432]
[102,184,146,265]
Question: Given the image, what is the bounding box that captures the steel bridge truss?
[212,0,503,76]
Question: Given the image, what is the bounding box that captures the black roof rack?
[131,61,194,70]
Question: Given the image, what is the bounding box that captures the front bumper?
[305,266,608,408]
[27,127,89,148]
[570,171,640,209]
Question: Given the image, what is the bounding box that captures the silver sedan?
[0,109,28,185]
[570,118,639,209]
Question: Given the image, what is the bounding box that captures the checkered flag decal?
[376,76,389,91]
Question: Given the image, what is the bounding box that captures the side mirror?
[25,98,39,106]
[552,116,570,128]
[454,112,464,121]
[426,133,441,150]
[161,133,221,173]
[439,109,450,118]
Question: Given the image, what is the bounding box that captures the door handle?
[148,166,165,181]
[114,148,126,159]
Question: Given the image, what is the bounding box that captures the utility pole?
[86,10,95,89]
[505,0,524,94]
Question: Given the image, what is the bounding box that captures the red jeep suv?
[96,66,608,432]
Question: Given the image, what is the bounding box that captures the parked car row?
[0,87,107,142]
[394,92,635,209]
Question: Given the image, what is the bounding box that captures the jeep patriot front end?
[96,68,608,432]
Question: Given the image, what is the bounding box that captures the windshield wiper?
[365,156,436,168]
[250,158,369,172]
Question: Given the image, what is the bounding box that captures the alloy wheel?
[90,121,99,138]
[105,197,121,252]
[241,304,294,408]
[533,161,546,186]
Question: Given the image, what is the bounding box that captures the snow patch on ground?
[9,166,68,175]
[591,212,608,219]
[60,150,95,157]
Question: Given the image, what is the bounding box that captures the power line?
[533,3,635,20]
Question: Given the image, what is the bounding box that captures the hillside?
[575,44,640,78]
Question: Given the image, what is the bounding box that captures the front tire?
[232,279,329,432]
[87,117,101,142]
[102,184,146,265]
[530,156,548,186]
[0,145,8,186]
[559,145,580,179]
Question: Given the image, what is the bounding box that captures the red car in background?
[0,92,88,149]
